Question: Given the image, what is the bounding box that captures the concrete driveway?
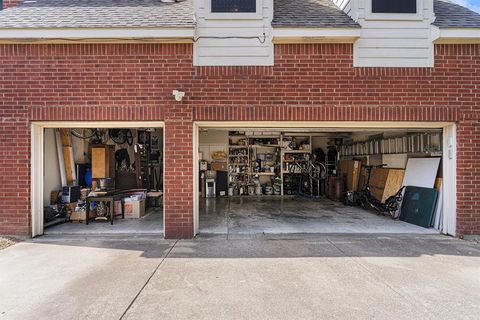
[0,234,479,320]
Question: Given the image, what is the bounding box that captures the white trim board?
[30,121,165,237]
[0,28,195,43]
[272,28,360,43]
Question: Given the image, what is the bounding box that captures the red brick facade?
[0,43,478,237]
[2,0,22,9]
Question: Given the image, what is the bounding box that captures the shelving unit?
[280,134,312,196]
[227,132,250,195]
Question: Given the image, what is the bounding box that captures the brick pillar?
[0,111,30,236]
[163,105,194,239]
[456,119,480,237]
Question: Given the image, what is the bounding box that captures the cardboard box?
[124,199,146,219]
[69,208,96,222]
[114,200,123,215]
[210,161,227,171]
[341,160,362,191]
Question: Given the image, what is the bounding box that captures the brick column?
[0,109,30,236]
[456,119,480,237]
[163,105,194,239]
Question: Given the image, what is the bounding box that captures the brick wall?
[0,43,479,237]
[2,0,22,9]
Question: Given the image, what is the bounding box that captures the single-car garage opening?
[40,126,164,235]
[196,125,454,236]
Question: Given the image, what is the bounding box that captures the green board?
[400,186,438,228]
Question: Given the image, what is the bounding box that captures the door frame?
[31,121,165,237]
[193,121,457,236]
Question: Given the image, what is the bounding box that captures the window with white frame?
[371,0,417,14]
[211,0,257,13]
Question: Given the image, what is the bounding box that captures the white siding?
[193,0,273,66]
[338,0,436,67]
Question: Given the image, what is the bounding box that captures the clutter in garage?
[43,127,163,233]
[199,129,444,232]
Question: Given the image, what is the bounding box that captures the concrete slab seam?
[119,239,179,320]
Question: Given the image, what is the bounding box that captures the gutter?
[0,27,195,43]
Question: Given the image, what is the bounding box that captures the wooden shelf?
[282,150,311,154]
[229,145,248,149]
[250,144,280,148]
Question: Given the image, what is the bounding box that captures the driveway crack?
[119,239,178,320]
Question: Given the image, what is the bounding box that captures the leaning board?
[400,186,438,228]
[402,158,441,188]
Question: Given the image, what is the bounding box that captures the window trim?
[205,0,263,20]
[365,0,424,21]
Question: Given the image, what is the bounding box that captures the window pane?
[372,0,416,14]
[211,0,256,13]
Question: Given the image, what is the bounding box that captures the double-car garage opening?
[31,121,456,238]
[194,122,456,237]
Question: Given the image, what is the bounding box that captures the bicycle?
[108,129,133,145]
[355,164,404,219]
[71,128,133,145]
[71,128,108,144]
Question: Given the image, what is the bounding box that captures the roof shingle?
[0,0,479,30]
[0,0,194,28]
[433,0,480,28]
[272,0,360,28]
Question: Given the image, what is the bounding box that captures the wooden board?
[60,128,72,146]
[369,168,405,202]
[382,169,405,202]
[62,146,75,185]
[92,147,107,178]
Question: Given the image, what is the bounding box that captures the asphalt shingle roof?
[0,0,478,29]
[434,0,480,28]
[272,0,360,28]
[0,0,194,28]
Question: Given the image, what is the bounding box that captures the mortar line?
[119,239,179,320]
[326,238,437,319]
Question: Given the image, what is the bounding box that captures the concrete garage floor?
[0,234,479,319]
[44,207,164,235]
[200,197,438,235]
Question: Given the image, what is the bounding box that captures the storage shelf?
[250,144,280,148]
[249,172,275,176]
[229,145,248,148]
[282,150,310,154]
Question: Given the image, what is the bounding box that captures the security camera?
[172,90,185,101]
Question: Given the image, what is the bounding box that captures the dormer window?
[211,0,256,13]
[372,0,417,14]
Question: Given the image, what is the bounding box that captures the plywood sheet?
[402,158,441,189]
[382,169,405,202]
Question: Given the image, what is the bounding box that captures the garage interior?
[42,127,164,235]
[198,127,446,235]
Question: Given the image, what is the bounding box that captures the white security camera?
[172,90,185,101]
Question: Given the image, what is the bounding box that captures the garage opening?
[196,125,454,236]
[41,126,164,235]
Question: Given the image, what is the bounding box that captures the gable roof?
[272,0,360,28]
[0,0,194,29]
[434,0,480,28]
[0,0,479,30]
